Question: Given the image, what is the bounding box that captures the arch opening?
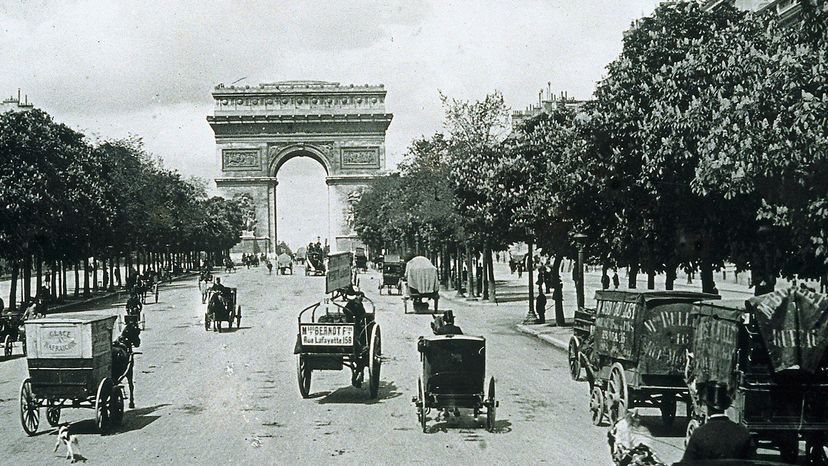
[275,155,329,254]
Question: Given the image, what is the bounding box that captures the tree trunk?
[109,255,115,290]
[482,245,490,300]
[527,239,535,317]
[23,253,31,301]
[665,264,676,290]
[628,264,638,289]
[35,255,42,298]
[486,247,496,303]
[92,257,99,292]
[700,261,716,294]
[465,242,475,299]
[74,261,80,297]
[83,257,90,296]
[647,267,655,290]
[552,255,565,326]
[10,260,18,310]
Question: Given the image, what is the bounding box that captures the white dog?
[54,425,83,462]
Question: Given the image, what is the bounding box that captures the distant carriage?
[205,288,241,332]
[580,290,719,426]
[19,314,124,435]
[403,256,440,313]
[305,251,326,276]
[379,254,404,295]
[354,247,368,271]
[1,311,26,357]
[686,291,828,464]
[277,253,294,275]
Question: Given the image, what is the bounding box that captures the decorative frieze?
[340,147,380,169]
[222,149,261,171]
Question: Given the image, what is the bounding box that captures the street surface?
[1,264,714,465]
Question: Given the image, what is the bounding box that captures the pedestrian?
[535,287,547,324]
[543,265,553,293]
[612,270,620,289]
[680,384,753,463]
[601,271,610,290]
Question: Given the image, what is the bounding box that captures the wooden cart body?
[586,290,719,426]
[380,255,405,295]
[688,295,828,462]
[1,312,26,357]
[204,288,241,331]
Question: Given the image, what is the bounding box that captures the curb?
[516,323,570,351]
[48,272,197,313]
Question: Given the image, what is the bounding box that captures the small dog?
[54,425,83,463]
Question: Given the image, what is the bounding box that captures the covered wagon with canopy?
[402,256,440,314]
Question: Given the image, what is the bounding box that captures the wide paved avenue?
[0,266,689,465]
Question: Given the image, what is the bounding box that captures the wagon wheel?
[418,377,427,433]
[297,355,311,398]
[95,378,113,433]
[109,385,124,427]
[590,386,605,426]
[660,393,677,427]
[19,378,39,436]
[568,336,581,381]
[46,400,61,427]
[607,362,628,424]
[485,377,497,432]
[806,435,828,465]
[367,326,382,399]
[204,313,211,331]
[4,334,12,357]
[236,305,242,328]
[685,418,700,448]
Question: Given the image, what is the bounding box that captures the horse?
[224,259,236,273]
[207,291,229,331]
[607,409,665,466]
[112,320,141,409]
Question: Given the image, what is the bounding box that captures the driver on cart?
[432,310,463,335]
[342,285,367,387]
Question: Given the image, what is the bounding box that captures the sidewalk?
[515,321,572,352]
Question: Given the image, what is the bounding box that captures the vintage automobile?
[413,334,497,433]
[686,290,828,464]
[403,256,440,314]
[379,254,405,295]
[19,314,123,435]
[581,290,719,426]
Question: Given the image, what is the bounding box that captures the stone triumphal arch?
[207,81,393,253]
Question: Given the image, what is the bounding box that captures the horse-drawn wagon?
[403,256,440,314]
[277,253,293,275]
[1,311,26,357]
[568,305,596,380]
[413,334,497,433]
[305,251,326,276]
[686,290,828,464]
[19,314,127,435]
[294,252,382,399]
[354,247,368,271]
[379,254,404,295]
[583,290,719,426]
[205,287,241,332]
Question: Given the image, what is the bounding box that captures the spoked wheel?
[568,336,581,381]
[660,393,677,427]
[236,306,242,328]
[4,335,12,357]
[109,385,124,427]
[485,377,497,432]
[418,377,427,433]
[46,400,61,427]
[204,313,210,331]
[95,378,113,433]
[297,355,311,398]
[607,362,628,424]
[368,325,382,399]
[19,378,39,436]
[685,419,701,448]
[590,386,605,426]
[806,435,828,465]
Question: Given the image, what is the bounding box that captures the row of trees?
[0,108,243,310]
[354,1,828,321]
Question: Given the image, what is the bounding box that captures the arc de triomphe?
[207,81,393,253]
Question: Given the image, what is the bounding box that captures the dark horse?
[112,319,141,409]
[207,291,231,332]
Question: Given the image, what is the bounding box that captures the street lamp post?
[523,228,538,324]
[573,233,587,310]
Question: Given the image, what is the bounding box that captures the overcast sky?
[1,0,660,248]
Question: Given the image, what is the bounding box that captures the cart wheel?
[236,305,242,328]
[46,400,61,427]
[660,393,677,427]
[806,435,828,465]
[685,418,700,448]
[486,377,497,432]
[110,386,124,427]
[297,355,311,398]
[607,362,628,424]
[418,377,427,433]
[590,386,605,426]
[204,313,210,331]
[95,378,113,433]
[4,334,12,357]
[19,378,39,436]
[368,326,382,399]
[568,336,581,381]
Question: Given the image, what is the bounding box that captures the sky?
[0,0,661,249]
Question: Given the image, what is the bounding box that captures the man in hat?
[680,384,754,463]
[433,310,463,335]
[342,285,368,387]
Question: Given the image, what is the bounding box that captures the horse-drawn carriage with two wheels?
[1,311,26,357]
[305,251,326,276]
[379,254,404,295]
[204,288,241,332]
[19,314,135,435]
[581,290,719,427]
[277,253,294,275]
